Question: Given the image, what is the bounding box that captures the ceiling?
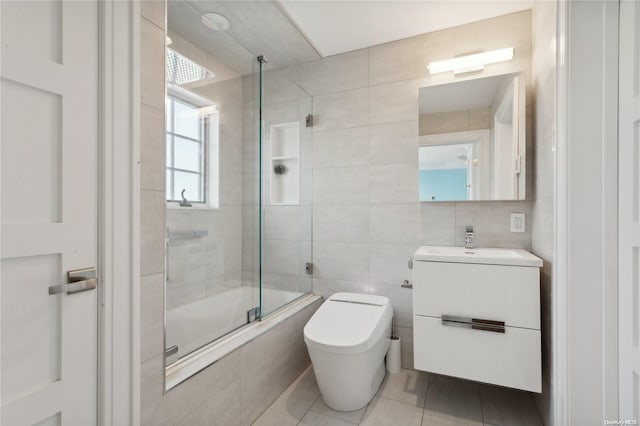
[168,0,532,76]
[419,143,471,170]
[168,0,320,75]
[419,73,509,114]
[277,0,533,57]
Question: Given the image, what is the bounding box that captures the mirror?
[418,72,526,201]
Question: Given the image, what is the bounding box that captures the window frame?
[166,95,208,205]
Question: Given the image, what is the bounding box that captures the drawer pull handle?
[441,315,505,333]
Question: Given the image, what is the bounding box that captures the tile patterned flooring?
[252,367,543,426]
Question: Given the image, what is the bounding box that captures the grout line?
[297,394,321,425]
[419,396,426,426]
[530,392,545,426]
[478,384,486,425]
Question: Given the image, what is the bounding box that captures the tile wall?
[531,2,557,424]
[251,10,534,371]
[419,107,491,135]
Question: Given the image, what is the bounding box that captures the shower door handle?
[49,267,97,295]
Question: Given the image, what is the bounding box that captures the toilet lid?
[304,293,392,354]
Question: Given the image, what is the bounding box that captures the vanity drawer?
[413,315,541,392]
[412,260,540,329]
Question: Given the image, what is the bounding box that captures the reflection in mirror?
[418,72,526,201]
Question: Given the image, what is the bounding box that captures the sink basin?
[413,246,542,267]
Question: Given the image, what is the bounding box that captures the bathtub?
[166,285,306,362]
[165,286,320,389]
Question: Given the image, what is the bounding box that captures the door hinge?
[305,262,313,275]
[306,114,314,128]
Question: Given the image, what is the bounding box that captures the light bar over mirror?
[428,47,515,75]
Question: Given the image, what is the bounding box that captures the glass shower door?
[259,67,313,318]
[164,1,263,366]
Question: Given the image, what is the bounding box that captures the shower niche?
[270,122,300,205]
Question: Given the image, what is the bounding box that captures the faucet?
[179,189,192,207]
[464,225,474,249]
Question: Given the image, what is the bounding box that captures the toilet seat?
[304,293,392,354]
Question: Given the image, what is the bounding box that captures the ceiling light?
[201,13,230,31]
[427,48,514,75]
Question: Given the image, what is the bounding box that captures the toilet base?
[309,333,390,412]
[318,361,386,412]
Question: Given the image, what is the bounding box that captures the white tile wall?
[369,163,418,204]
[299,49,369,96]
[141,190,166,276]
[141,273,164,363]
[264,205,305,240]
[312,127,369,169]
[368,29,455,86]
[311,278,369,300]
[312,88,369,132]
[263,240,302,276]
[140,17,165,109]
[313,205,369,243]
[369,79,424,124]
[368,243,417,286]
[369,204,420,244]
[531,2,556,424]
[420,203,456,245]
[313,166,369,205]
[368,121,418,165]
[453,201,533,248]
[313,241,370,282]
[141,104,165,191]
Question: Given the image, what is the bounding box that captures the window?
[166,96,218,207]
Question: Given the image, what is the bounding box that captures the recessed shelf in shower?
[270,121,300,205]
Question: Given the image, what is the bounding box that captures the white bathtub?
[166,285,305,362]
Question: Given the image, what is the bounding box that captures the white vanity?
[412,246,543,392]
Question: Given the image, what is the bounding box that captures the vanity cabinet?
[412,246,542,393]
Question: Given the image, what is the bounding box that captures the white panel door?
[1,1,99,425]
[619,0,640,419]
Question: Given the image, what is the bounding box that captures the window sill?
[166,202,220,211]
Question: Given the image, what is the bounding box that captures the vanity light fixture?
[427,47,515,75]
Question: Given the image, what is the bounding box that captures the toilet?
[303,292,393,411]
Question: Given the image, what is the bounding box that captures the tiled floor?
[252,367,543,426]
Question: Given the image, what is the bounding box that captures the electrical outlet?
[511,213,525,233]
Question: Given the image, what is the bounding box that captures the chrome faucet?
[464,225,474,249]
[179,189,192,207]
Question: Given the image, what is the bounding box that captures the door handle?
[49,267,97,295]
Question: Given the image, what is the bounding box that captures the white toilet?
[303,292,393,411]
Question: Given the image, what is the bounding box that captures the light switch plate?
[511,213,525,233]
